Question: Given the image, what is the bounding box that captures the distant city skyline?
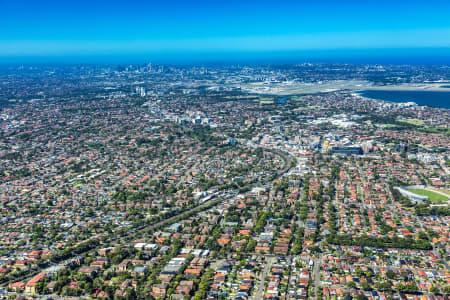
[1,0,450,62]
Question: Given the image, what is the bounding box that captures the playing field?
[408,189,449,203]
[429,188,450,196]
[398,118,425,126]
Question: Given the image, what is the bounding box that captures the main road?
[254,256,275,300]
[312,253,322,300]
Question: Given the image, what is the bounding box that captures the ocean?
[357,90,450,109]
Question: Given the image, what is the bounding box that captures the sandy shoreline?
[239,81,450,96]
[359,83,450,92]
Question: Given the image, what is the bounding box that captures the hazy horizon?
[2,48,450,66]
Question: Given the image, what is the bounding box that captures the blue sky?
[1,0,450,61]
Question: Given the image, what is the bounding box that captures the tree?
[125,289,137,300]
[192,268,214,300]
[35,281,46,294]
[375,281,392,291]
[360,281,371,291]
[397,283,418,293]
[429,286,439,294]
[246,239,257,252]
[443,285,450,295]
[354,269,364,278]
[386,270,396,280]
[86,208,95,217]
